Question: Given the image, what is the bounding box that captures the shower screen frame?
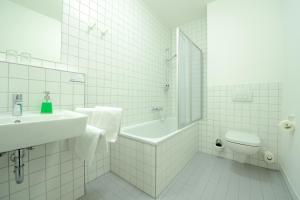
[176,28,203,129]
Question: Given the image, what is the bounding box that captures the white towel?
[72,108,109,165]
[73,125,104,166]
[75,107,95,124]
[72,107,122,165]
[94,106,122,143]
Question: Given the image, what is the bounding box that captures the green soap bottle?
[41,91,53,114]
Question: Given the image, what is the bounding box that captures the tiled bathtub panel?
[156,123,199,196]
[110,137,156,197]
[111,123,199,198]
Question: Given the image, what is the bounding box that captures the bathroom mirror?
[0,0,62,62]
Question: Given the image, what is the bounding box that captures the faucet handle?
[152,106,163,111]
[13,94,23,102]
[12,94,23,116]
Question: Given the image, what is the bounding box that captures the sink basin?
[0,110,87,153]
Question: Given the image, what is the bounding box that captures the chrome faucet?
[12,94,23,116]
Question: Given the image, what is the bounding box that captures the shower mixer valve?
[152,106,163,111]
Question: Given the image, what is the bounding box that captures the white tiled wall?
[111,123,198,198]
[0,0,214,199]
[60,0,171,126]
[1,0,172,124]
[0,62,111,200]
[0,144,108,200]
[61,0,172,193]
[1,0,173,198]
[199,83,281,170]
[0,62,84,200]
[0,62,85,113]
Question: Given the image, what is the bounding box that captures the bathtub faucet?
[152,106,163,111]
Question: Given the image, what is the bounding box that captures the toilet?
[225,130,261,155]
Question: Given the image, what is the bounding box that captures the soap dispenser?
[41,91,53,114]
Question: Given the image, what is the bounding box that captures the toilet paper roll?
[278,120,295,134]
[264,151,275,163]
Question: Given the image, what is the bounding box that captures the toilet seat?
[225,130,261,147]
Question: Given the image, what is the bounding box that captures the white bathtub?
[111,118,199,197]
[121,118,195,145]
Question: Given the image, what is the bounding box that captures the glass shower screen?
[177,29,202,129]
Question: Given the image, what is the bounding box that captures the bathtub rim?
[120,119,199,145]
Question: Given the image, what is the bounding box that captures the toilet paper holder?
[279,115,296,134]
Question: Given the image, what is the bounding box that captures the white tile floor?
[83,153,292,200]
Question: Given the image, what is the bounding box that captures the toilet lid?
[225,130,261,147]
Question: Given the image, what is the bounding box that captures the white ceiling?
[143,0,211,27]
[9,0,62,21]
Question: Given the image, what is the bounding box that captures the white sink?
[0,110,87,153]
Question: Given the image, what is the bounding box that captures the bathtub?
[111,118,199,198]
[121,118,179,144]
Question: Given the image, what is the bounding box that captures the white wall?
[280,0,300,198]
[207,0,283,86]
[207,0,300,197]
[0,0,61,61]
